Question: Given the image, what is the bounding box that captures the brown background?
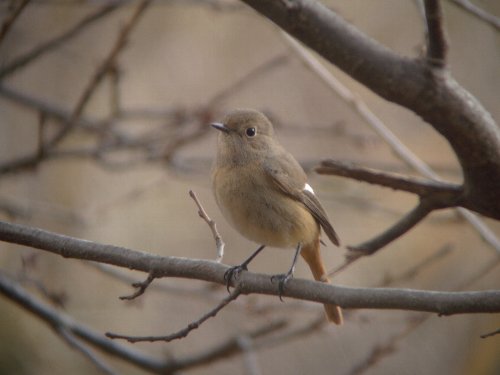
[0,1,499,374]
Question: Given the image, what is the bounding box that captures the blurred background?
[0,0,499,374]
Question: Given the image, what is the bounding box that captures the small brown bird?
[211,109,342,324]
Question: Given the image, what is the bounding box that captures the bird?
[211,108,342,324]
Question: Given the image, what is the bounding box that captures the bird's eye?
[245,127,256,137]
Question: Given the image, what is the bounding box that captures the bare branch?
[347,199,435,256]
[0,0,31,46]
[189,190,225,262]
[348,314,428,375]
[280,30,500,252]
[119,271,156,300]
[316,160,462,198]
[248,0,500,221]
[57,328,119,375]
[0,269,289,374]
[0,271,168,373]
[380,243,454,286]
[162,319,287,372]
[480,328,500,339]
[1,220,499,315]
[106,288,241,343]
[0,3,122,79]
[449,0,500,31]
[423,0,448,66]
[46,0,152,150]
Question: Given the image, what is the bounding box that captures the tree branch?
[189,189,225,262]
[281,30,500,253]
[0,0,31,46]
[0,220,499,315]
[46,0,152,150]
[106,288,241,343]
[0,3,123,79]
[347,198,435,256]
[449,0,500,31]
[423,0,448,66]
[0,270,288,374]
[0,271,167,373]
[241,0,500,220]
[316,159,462,198]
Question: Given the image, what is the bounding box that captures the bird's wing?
[263,155,340,246]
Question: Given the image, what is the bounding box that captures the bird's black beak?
[211,122,230,133]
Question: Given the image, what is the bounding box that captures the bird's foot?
[270,272,293,301]
[223,264,248,292]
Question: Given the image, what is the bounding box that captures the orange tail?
[300,238,343,325]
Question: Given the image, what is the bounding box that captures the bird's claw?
[270,273,293,301]
[223,265,247,292]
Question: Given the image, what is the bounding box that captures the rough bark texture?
[241,0,500,219]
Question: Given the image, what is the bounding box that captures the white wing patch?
[304,183,315,194]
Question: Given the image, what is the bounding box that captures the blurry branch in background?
[480,328,500,339]
[0,0,152,175]
[349,255,500,375]
[46,0,152,151]
[0,51,287,173]
[276,3,500,270]
[0,0,31,46]
[0,270,290,374]
[448,0,500,31]
[0,2,123,79]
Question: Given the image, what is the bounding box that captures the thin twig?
[347,198,435,256]
[207,53,289,107]
[57,328,119,375]
[106,288,241,343]
[480,328,500,339]
[1,269,290,374]
[0,271,167,373]
[281,30,500,255]
[348,314,428,375]
[380,243,454,286]
[448,0,500,31]
[189,190,225,262]
[423,0,448,66]
[0,0,31,46]
[347,256,500,374]
[0,3,122,78]
[160,319,287,373]
[119,271,156,300]
[47,0,152,150]
[237,335,262,375]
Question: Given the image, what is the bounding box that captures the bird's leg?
[271,243,302,301]
[224,245,266,292]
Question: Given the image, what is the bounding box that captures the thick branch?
[0,220,499,315]
[240,0,500,219]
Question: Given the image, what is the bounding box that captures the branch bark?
[240,0,500,220]
[1,220,499,315]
